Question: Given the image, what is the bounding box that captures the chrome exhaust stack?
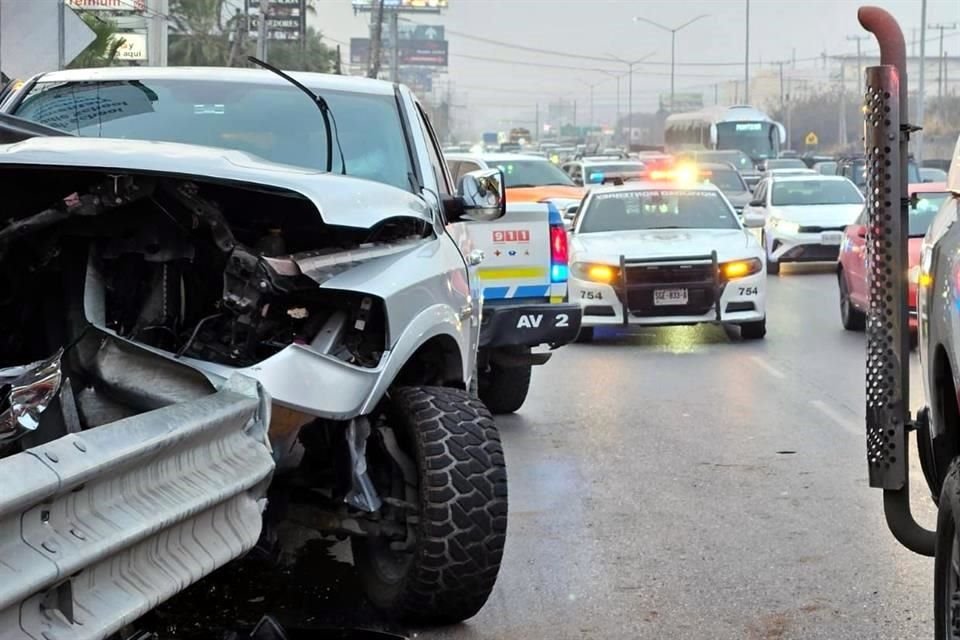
[859,5,935,556]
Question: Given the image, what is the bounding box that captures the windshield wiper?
[247,56,344,175]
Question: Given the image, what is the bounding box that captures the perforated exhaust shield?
[864,65,909,490]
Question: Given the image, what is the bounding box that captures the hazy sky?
[309,0,959,128]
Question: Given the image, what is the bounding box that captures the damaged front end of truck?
[0,131,477,637]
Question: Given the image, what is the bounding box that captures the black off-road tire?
[479,362,532,414]
[354,386,508,625]
[935,458,960,639]
[766,256,780,275]
[838,269,866,331]
[740,319,767,340]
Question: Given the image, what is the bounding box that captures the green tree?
[262,27,336,72]
[168,0,230,66]
[68,14,124,69]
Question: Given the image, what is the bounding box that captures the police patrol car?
[567,170,767,341]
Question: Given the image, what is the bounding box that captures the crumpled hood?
[572,228,761,263]
[768,203,863,228]
[0,136,432,229]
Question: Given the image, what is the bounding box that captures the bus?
[663,105,786,165]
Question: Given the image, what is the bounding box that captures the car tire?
[740,319,766,340]
[575,326,594,343]
[935,457,960,639]
[353,386,507,625]
[910,330,919,351]
[762,233,780,275]
[479,359,533,414]
[838,269,866,331]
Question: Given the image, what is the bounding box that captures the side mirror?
[742,211,765,228]
[909,192,920,209]
[855,225,867,238]
[453,168,506,222]
[562,205,578,230]
[572,176,584,186]
[749,198,764,208]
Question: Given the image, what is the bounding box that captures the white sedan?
[742,174,865,275]
[568,181,767,341]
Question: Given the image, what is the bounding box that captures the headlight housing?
[720,258,763,280]
[571,262,620,283]
[771,218,800,234]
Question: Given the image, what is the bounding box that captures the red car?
[837,182,949,340]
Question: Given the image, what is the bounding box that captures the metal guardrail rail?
[0,375,275,640]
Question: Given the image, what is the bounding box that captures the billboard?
[67,0,145,10]
[352,0,448,12]
[110,32,147,60]
[350,38,448,67]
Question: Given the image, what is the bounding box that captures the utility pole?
[714,83,719,105]
[146,0,169,66]
[367,0,384,79]
[917,0,928,163]
[57,0,65,69]
[928,23,958,101]
[601,71,623,132]
[777,61,784,114]
[607,52,655,147]
[534,102,539,142]
[389,9,399,82]
[785,78,792,150]
[257,0,269,62]
[847,35,868,95]
[744,0,750,103]
[838,58,847,148]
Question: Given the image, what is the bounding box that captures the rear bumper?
[479,302,582,348]
[768,231,842,263]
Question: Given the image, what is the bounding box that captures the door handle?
[468,249,485,266]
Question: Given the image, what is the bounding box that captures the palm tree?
[68,14,124,69]
[168,0,230,66]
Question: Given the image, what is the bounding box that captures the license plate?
[821,232,843,245]
[653,288,689,306]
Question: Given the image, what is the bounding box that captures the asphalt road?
[422,263,936,640]
[153,263,936,640]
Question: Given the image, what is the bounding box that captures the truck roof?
[444,152,548,163]
[30,67,398,97]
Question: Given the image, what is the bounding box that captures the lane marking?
[750,356,786,379]
[810,399,861,436]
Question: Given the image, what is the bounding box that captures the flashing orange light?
[722,259,762,280]
[919,272,934,288]
[588,264,616,283]
[648,163,702,184]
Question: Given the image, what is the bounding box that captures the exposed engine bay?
[0,166,430,455]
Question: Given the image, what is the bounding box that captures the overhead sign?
[661,92,703,112]
[0,1,96,80]
[385,24,444,42]
[67,0,146,10]
[109,33,147,60]
[350,38,448,67]
[352,0,448,12]
[805,131,819,146]
[247,0,305,41]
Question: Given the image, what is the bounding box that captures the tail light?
[550,224,568,282]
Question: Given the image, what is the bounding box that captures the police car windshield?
[909,192,949,237]
[579,190,740,233]
[490,159,575,188]
[11,78,415,192]
[771,179,864,206]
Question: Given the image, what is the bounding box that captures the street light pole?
[607,52,656,147]
[632,14,709,112]
[601,71,624,133]
[744,0,750,103]
[917,0,927,163]
[928,23,958,100]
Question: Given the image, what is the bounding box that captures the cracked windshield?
[0,1,958,639]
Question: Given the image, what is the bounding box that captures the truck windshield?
[579,190,739,233]
[11,79,415,192]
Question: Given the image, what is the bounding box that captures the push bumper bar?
[616,251,722,325]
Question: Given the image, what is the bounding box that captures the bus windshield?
[715,121,775,161]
